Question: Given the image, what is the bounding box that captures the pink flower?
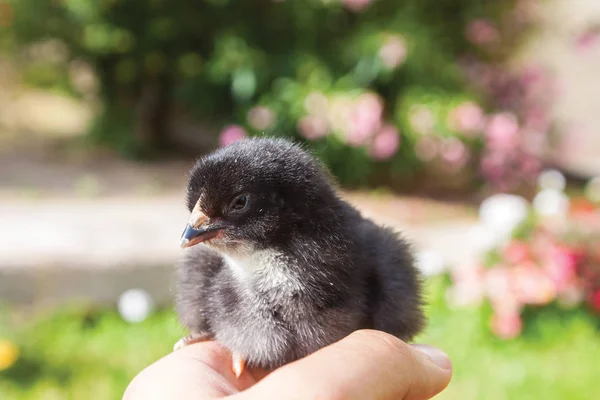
[520,67,546,89]
[356,92,384,118]
[369,124,400,160]
[529,230,556,258]
[345,93,383,146]
[342,0,372,12]
[440,138,469,169]
[379,35,407,69]
[542,245,578,290]
[574,30,600,54]
[448,264,485,307]
[480,152,505,181]
[490,312,522,339]
[485,112,519,151]
[452,263,485,285]
[297,115,329,141]
[448,101,485,136]
[523,102,550,128]
[466,19,500,45]
[218,125,247,147]
[414,136,438,161]
[504,241,530,264]
[512,264,556,305]
[484,266,515,302]
[519,154,542,180]
[247,106,275,131]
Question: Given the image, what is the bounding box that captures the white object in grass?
[118,289,154,324]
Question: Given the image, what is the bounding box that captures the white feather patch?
[222,248,302,291]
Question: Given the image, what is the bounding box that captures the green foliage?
[87,106,146,158]
[3,0,529,187]
[0,305,184,399]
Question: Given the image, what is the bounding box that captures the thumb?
[231,330,452,400]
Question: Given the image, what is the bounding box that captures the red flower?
[369,124,401,161]
[543,245,579,291]
[570,197,597,217]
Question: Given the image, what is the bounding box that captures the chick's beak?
[180,202,225,249]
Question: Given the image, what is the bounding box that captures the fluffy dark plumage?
[176,138,425,370]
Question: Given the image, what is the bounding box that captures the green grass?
[423,279,600,400]
[1,278,599,400]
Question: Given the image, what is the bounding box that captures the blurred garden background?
[1,0,600,399]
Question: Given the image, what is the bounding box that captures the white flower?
[533,189,570,219]
[537,169,566,192]
[479,194,529,243]
[118,289,154,323]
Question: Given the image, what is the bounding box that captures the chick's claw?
[232,352,245,379]
[173,331,211,352]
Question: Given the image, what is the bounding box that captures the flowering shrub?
[2,0,549,188]
[448,180,600,339]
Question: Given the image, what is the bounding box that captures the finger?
[230,330,452,400]
[123,341,265,400]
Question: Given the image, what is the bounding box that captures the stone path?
[0,193,479,306]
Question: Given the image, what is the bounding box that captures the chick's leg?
[173,331,212,351]
[174,332,245,379]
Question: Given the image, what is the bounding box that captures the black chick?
[175,138,425,377]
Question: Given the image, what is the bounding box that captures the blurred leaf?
[178,53,203,78]
[352,56,381,85]
[4,0,535,188]
[231,68,256,102]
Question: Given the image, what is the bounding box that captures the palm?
[125,330,453,400]
[125,341,268,399]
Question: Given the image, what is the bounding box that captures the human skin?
[123,330,452,400]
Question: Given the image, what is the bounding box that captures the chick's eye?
[229,193,249,212]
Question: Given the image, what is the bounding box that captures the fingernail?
[412,344,452,370]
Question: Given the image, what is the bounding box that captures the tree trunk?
[133,74,173,155]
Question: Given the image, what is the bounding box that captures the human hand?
[123,330,452,400]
